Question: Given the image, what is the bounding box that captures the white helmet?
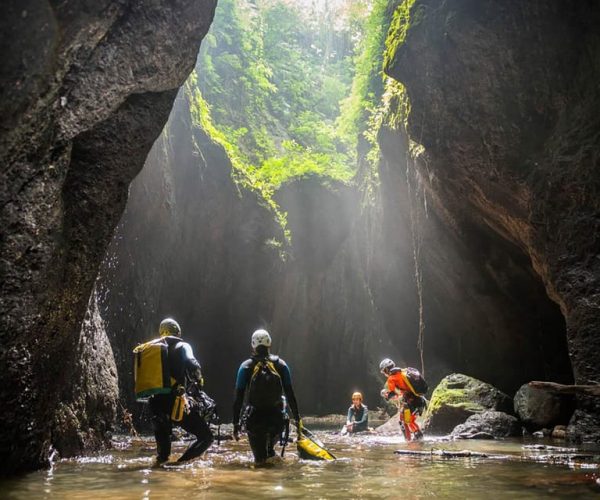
[251,329,272,349]
[159,318,181,337]
[379,358,395,372]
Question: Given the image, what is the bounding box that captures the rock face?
[423,374,513,434]
[0,0,216,474]
[451,411,521,440]
[100,2,586,426]
[385,0,600,440]
[99,87,285,420]
[514,384,574,430]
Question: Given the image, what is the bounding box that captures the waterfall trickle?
[405,149,427,376]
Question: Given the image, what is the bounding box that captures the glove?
[233,423,240,441]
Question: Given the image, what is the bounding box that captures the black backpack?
[403,367,428,395]
[248,356,284,409]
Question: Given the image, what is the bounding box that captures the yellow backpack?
[133,338,172,401]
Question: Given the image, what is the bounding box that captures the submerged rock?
[514,384,573,430]
[423,374,513,434]
[451,411,521,439]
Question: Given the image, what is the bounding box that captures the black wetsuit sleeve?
[180,342,202,384]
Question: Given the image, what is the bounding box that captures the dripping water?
[405,151,427,377]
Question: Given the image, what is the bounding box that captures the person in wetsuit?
[232,329,301,464]
[149,318,213,464]
[379,358,426,441]
[345,391,369,434]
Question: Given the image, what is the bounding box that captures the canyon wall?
[384,0,599,439]
[0,0,216,473]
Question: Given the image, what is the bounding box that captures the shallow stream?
[3,432,600,499]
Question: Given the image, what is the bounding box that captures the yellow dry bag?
[171,394,187,422]
[133,338,172,401]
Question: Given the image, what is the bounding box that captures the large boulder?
[451,411,521,439]
[423,373,513,434]
[514,384,574,430]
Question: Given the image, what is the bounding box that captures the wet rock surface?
[423,374,513,434]
[451,411,521,439]
[514,384,573,430]
[385,0,600,439]
[0,0,216,474]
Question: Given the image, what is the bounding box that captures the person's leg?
[247,427,269,463]
[149,396,173,462]
[266,412,285,458]
[246,410,269,464]
[177,403,214,462]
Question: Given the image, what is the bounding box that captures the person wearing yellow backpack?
[232,329,301,464]
[135,318,214,464]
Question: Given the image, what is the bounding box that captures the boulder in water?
[513,384,573,430]
[451,411,521,439]
[423,373,513,434]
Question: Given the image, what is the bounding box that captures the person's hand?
[345,423,353,432]
[233,424,240,441]
[380,388,389,399]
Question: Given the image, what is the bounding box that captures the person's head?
[352,391,363,407]
[158,318,181,337]
[159,318,181,337]
[379,358,395,376]
[251,328,271,356]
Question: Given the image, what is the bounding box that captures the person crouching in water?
[232,329,301,465]
[343,392,369,434]
[379,358,426,441]
[147,318,213,464]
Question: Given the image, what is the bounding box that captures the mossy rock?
[423,373,513,434]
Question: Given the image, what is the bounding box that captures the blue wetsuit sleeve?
[235,364,249,390]
[233,361,251,426]
[278,360,292,386]
[347,407,354,423]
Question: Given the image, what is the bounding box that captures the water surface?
[3,432,600,499]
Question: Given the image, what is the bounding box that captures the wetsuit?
[385,368,426,440]
[233,354,300,463]
[149,336,213,462]
[346,404,369,433]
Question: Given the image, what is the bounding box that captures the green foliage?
[337,0,393,145]
[187,74,290,243]
[190,0,419,235]
[384,0,417,71]
[196,0,360,188]
[257,140,354,187]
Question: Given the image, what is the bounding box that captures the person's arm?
[278,360,300,422]
[180,342,203,386]
[232,363,249,431]
[346,407,354,425]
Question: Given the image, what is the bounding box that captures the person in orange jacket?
[379,358,426,441]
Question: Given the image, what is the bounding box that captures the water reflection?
[3,433,600,499]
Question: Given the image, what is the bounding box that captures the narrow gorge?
[1,0,599,483]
